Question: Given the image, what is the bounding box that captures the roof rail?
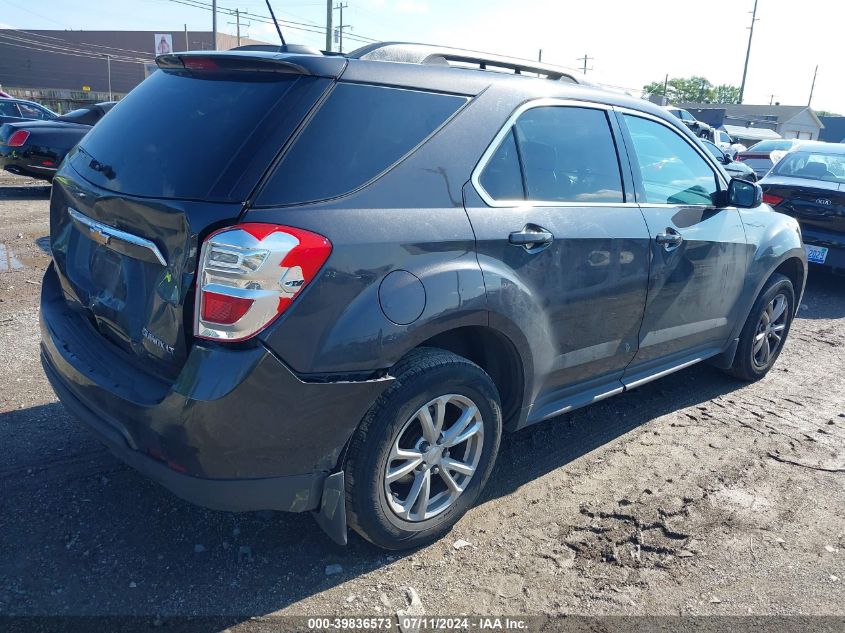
[348,42,580,83]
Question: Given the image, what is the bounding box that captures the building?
[818,116,845,143]
[676,103,824,146]
[0,29,268,102]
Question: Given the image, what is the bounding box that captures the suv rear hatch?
[49,51,344,380]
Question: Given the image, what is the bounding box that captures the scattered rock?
[452,539,472,550]
[824,545,837,553]
[194,544,206,553]
[129,581,137,588]
[709,597,722,604]
[831,575,840,582]
[346,595,356,603]
[379,593,391,609]
[494,573,524,599]
[677,550,695,558]
[397,586,425,633]
[325,563,343,576]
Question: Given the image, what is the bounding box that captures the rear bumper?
[40,263,393,512]
[802,227,845,274]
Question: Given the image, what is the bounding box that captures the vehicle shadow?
[0,362,742,618]
[797,270,845,319]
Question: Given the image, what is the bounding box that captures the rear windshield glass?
[256,83,467,206]
[770,151,845,183]
[748,140,794,152]
[70,70,305,200]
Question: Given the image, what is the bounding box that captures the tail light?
[194,223,332,342]
[762,193,784,206]
[734,155,745,162]
[7,130,30,147]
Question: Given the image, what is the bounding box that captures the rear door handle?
[509,225,554,252]
[655,228,683,249]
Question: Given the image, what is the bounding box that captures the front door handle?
[655,228,683,249]
[509,224,554,253]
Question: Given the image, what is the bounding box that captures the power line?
[161,0,378,44]
[0,32,152,63]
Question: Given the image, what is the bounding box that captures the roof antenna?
[264,0,287,46]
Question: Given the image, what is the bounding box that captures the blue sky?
[2,0,844,113]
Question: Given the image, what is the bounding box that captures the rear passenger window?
[477,106,624,204]
[257,83,467,206]
[624,114,719,206]
[478,128,525,200]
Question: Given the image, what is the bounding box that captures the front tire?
[727,273,795,381]
[345,348,502,550]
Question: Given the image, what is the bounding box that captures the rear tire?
[345,347,502,550]
[727,273,795,381]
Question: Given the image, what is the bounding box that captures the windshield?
[748,140,794,153]
[770,151,845,184]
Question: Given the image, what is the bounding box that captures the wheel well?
[773,257,805,307]
[418,326,524,427]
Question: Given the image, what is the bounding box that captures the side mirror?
[722,153,732,164]
[727,178,762,208]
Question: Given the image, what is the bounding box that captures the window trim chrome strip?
[68,207,167,267]
[470,98,729,209]
[470,98,632,209]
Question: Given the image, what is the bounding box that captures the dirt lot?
[1,176,844,622]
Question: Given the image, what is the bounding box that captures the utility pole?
[212,0,217,50]
[228,10,249,46]
[333,3,350,54]
[325,0,333,51]
[808,65,818,107]
[184,24,189,51]
[662,73,669,99]
[576,53,593,75]
[739,0,759,104]
[538,49,543,63]
[769,94,775,105]
[106,55,112,101]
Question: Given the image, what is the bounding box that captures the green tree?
[713,84,741,104]
[643,76,741,104]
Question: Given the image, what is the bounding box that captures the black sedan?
[701,139,757,182]
[0,102,114,181]
[760,142,845,274]
[0,97,57,126]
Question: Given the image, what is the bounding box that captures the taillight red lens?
[194,223,332,342]
[7,130,30,147]
[182,57,220,71]
[201,291,254,325]
[763,193,784,206]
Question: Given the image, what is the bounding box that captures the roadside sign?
[155,34,173,55]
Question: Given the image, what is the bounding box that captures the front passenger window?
[624,114,719,206]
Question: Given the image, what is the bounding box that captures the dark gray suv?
[40,43,807,550]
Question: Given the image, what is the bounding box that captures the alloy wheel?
[384,394,484,522]
[752,293,788,369]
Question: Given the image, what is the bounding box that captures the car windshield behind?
[770,151,845,184]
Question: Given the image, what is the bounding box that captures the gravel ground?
[1,183,844,621]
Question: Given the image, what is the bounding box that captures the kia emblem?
[816,198,832,206]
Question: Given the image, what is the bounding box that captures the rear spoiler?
[155,51,346,79]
